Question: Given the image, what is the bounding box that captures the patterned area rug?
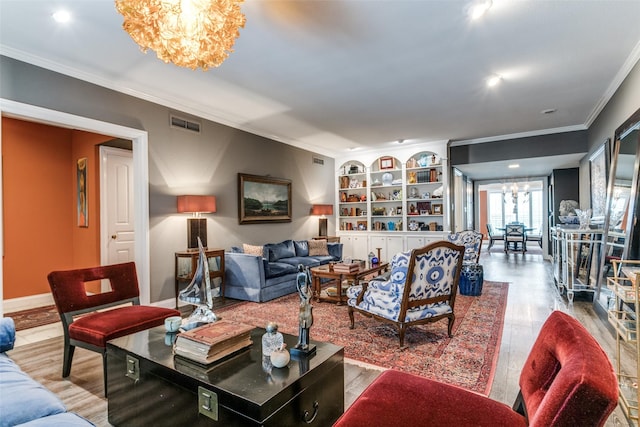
[6,305,60,331]
[217,281,509,395]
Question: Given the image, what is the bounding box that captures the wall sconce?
[177,195,216,249]
[310,204,334,237]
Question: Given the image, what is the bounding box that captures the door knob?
[111,234,117,240]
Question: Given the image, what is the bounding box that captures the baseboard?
[3,293,55,313]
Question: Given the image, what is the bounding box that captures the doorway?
[0,99,151,315]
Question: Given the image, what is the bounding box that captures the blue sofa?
[0,317,94,427]
[225,239,343,302]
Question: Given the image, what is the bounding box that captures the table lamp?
[311,204,334,237]
[177,195,216,249]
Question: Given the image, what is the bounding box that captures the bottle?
[262,322,284,356]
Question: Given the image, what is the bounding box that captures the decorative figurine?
[291,264,316,357]
[262,322,284,356]
[179,237,217,330]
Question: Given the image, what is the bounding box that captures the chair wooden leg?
[348,307,355,329]
[447,316,455,337]
[398,324,406,347]
[102,352,108,397]
[63,343,75,378]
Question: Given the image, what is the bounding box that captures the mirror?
[595,109,640,311]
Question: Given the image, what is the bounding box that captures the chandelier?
[115,0,246,70]
[503,182,530,213]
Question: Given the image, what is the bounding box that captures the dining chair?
[504,223,526,253]
[486,224,504,250]
[47,262,181,395]
[346,241,465,347]
[334,310,618,427]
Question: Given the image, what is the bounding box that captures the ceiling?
[1,0,640,180]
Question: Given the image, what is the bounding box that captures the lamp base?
[187,218,207,249]
[318,218,328,237]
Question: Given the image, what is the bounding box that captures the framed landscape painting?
[238,173,292,224]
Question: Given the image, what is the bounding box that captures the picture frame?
[589,139,609,218]
[77,157,88,227]
[378,156,395,170]
[238,173,292,224]
[433,204,443,214]
[420,210,428,215]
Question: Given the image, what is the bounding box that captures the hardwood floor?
[7,245,632,426]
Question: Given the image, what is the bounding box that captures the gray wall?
[581,60,640,208]
[1,56,335,303]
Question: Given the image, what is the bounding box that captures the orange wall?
[479,190,488,239]
[2,118,110,300]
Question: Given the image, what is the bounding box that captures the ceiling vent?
[170,115,201,133]
[312,156,325,166]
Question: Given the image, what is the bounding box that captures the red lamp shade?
[177,195,216,249]
[177,195,217,213]
[311,204,333,237]
[310,204,333,216]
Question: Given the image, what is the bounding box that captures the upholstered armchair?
[347,241,465,347]
[448,230,484,296]
[334,311,618,427]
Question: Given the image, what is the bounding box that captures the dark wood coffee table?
[106,326,344,426]
[311,262,389,305]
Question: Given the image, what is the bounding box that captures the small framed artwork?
[420,210,429,215]
[433,205,443,214]
[378,156,395,170]
[77,157,88,227]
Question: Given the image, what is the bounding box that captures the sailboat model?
[179,237,217,330]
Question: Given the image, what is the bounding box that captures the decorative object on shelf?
[292,265,316,357]
[270,343,290,368]
[115,0,246,70]
[409,220,419,231]
[418,153,429,167]
[349,178,359,188]
[340,176,349,188]
[410,187,420,198]
[379,156,395,170]
[310,204,333,237]
[179,237,217,330]
[407,157,418,168]
[349,165,360,174]
[433,185,444,198]
[559,199,579,216]
[431,154,440,165]
[433,205,443,214]
[575,209,592,229]
[382,172,393,186]
[408,171,417,183]
[261,322,284,357]
[177,195,217,249]
[238,173,292,224]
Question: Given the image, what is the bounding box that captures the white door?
[101,146,135,266]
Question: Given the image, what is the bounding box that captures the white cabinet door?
[369,235,405,262]
[406,236,426,251]
[340,234,369,260]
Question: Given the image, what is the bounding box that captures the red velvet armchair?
[334,310,618,427]
[47,262,180,394]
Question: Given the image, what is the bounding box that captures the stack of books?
[174,320,254,365]
[333,262,361,273]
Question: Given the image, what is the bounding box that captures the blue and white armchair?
[347,241,465,347]
[447,230,484,296]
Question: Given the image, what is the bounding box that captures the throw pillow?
[243,244,264,257]
[308,240,329,256]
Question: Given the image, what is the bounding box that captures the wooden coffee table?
[311,262,389,305]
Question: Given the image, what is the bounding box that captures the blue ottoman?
[459,263,484,296]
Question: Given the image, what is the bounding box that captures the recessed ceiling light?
[469,0,493,20]
[397,139,405,144]
[541,108,557,115]
[487,74,502,87]
[508,164,520,169]
[52,10,72,23]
